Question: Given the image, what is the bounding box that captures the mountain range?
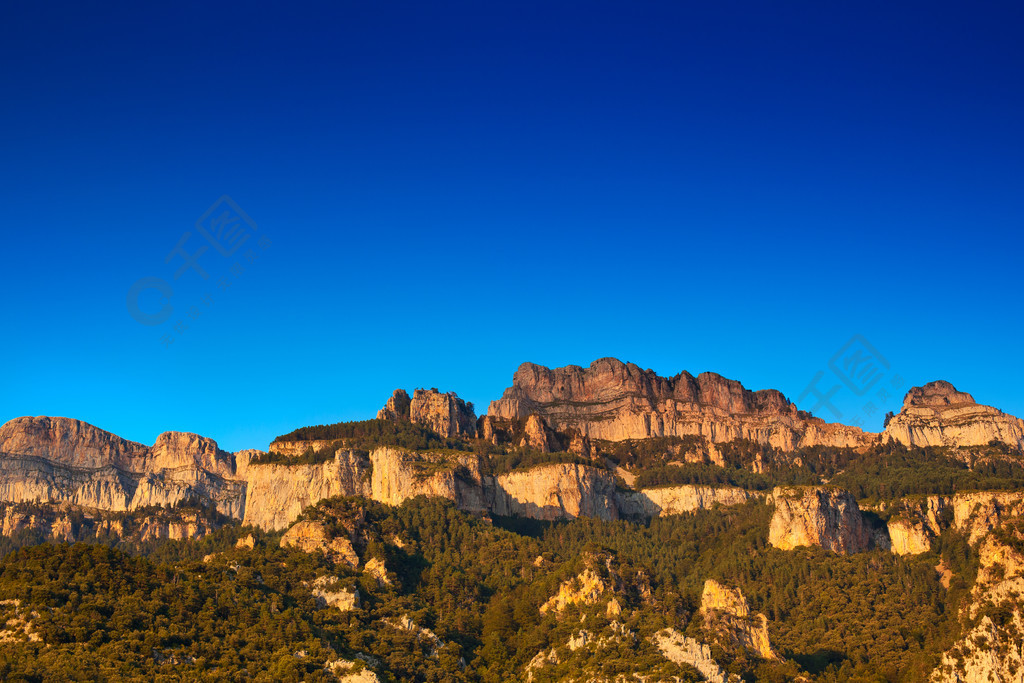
[3,357,1024,682]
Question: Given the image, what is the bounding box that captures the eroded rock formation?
[540,553,622,614]
[700,579,775,659]
[768,487,877,554]
[0,417,245,517]
[653,628,740,683]
[488,358,872,451]
[931,519,1024,682]
[280,520,359,569]
[884,381,1024,451]
[377,388,476,438]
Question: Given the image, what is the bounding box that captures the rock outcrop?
[768,487,877,554]
[310,576,360,611]
[700,579,775,659]
[280,520,359,569]
[884,381,1024,451]
[325,659,382,683]
[886,492,1024,555]
[540,553,622,614]
[618,485,760,518]
[0,501,221,544]
[242,450,372,530]
[653,628,741,683]
[520,414,554,452]
[488,358,872,451]
[887,517,935,555]
[931,520,1024,682]
[377,388,476,438]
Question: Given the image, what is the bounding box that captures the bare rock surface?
[488,358,872,451]
[280,520,359,569]
[653,628,740,683]
[700,579,775,659]
[619,485,760,518]
[884,380,1024,450]
[377,388,476,438]
[768,487,875,554]
[0,416,246,517]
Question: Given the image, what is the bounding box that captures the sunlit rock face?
[617,485,760,518]
[884,380,1024,450]
[768,486,876,554]
[377,388,476,438]
[489,463,618,521]
[700,579,776,660]
[0,416,246,517]
[488,358,873,451]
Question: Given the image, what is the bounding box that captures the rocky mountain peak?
[0,416,149,469]
[902,380,976,409]
[150,431,235,478]
[377,389,412,421]
[884,381,1024,451]
[489,357,869,451]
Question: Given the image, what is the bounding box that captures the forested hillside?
[0,495,982,682]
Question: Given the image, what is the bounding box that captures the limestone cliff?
[370,447,486,512]
[377,388,476,438]
[242,450,372,530]
[768,487,878,554]
[884,381,1024,451]
[489,463,618,521]
[618,485,760,518]
[488,358,872,451]
[886,492,1024,555]
[0,417,246,518]
[242,446,488,530]
[0,414,766,535]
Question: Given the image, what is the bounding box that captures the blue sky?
[1,1,1021,452]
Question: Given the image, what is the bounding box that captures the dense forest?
[0,495,981,682]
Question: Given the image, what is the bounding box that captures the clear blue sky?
[2,1,1021,452]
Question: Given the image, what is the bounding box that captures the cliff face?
[488,358,872,451]
[768,487,879,554]
[884,381,1024,451]
[0,416,773,534]
[489,463,618,521]
[377,388,476,438]
[618,485,760,518]
[369,448,486,512]
[0,417,246,518]
[241,449,372,530]
[887,492,1024,555]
